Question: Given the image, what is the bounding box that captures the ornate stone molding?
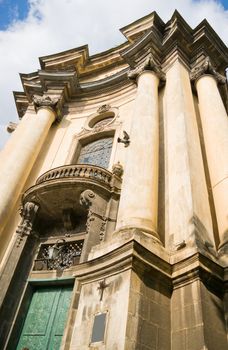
[128,54,166,83]
[190,57,227,85]
[16,201,39,246]
[97,104,111,114]
[76,106,120,138]
[33,95,62,122]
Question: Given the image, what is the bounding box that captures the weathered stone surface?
[0,9,228,350]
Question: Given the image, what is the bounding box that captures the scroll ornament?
[16,201,39,246]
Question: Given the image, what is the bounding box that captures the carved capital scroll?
[190,57,226,85]
[79,190,96,235]
[128,54,166,83]
[16,201,39,246]
[33,95,62,122]
[79,189,96,208]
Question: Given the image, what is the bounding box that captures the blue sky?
[0,0,228,149]
[0,0,29,30]
[0,0,228,30]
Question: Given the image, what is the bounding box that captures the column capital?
[190,56,226,85]
[33,95,62,122]
[128,54,166,83]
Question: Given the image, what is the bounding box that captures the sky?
[0,0,228,149]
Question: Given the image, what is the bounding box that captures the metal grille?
[33,240,84,271]
[78,137,113,168]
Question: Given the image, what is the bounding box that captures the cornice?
[14,10,228,119]
[120,11,164,43]
[48,238,225,294]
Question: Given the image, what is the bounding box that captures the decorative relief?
[76,105,120,138]
[16,202,39,246]
[33,240,83,270]
[79,189,96,208]
[33,95,62,121]
[128,54,166,82]
[97,104,111,114]
[80,190,96,234]
[190,56,227,84]
[85,209,95,235]
[99,216,108,241]
[112,162,124,178]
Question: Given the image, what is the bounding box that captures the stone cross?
[97,279,109,301]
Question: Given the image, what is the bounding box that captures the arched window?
[77,136,113,169]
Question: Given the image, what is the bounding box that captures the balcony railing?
[36,164,112,186]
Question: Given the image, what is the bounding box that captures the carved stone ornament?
[79,189,96,208]
[16,201,39,246]
[99,216,108,241]
[85,209,95,235]
[79,190,96,234]
[190,56,227,84]
[128,54,166,82]
[97,104,111,114]
[33,95,62,121]
[112,162,124,178]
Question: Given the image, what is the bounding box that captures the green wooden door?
[16,286,72,350]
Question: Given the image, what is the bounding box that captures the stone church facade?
[0,10,227,350]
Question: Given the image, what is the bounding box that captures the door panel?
[16,286,72,350]
[48,287,72,349]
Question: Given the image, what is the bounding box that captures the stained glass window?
[77,137,113,168]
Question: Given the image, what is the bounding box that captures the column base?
[88,226,165,261]
[113,225,161,244]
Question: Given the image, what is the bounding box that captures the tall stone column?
[191,57,228,253]
[165,60,214,250]
[116,56,164,240]
[0,95,61,240]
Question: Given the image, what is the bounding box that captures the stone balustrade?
[36,164,112,186]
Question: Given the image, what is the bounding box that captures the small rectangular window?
[91,313,106,343]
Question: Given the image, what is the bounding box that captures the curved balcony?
[22,164,121,223]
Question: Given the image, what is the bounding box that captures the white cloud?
[0,0,228,149]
